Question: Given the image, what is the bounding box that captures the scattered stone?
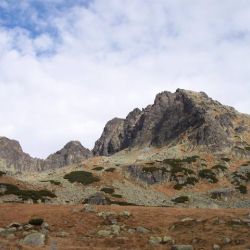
[42,222,50,230]
[149,236,162,245]
[8,222,22,229]
[181,217,195,222]
[21,232,46,246]
[162,236,175,244]
[111,225,120,235]
[136,226,150,234]
[23,224,34,230]
[55,231,69,238]
[97,230,112,237]
[82,204,96,213]
[213,244,221,250]
[128,228,136,234]
[171,245,194,250]
[97,211,117,219]
[223,237,231,244]
[119,211,131,217]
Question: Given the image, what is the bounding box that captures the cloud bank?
[0,0,250,158]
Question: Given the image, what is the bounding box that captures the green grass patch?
[198,169,218,183]
[100,187,115,194]
[64,171,100,185]
[0,183,56,203]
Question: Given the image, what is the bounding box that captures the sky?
[0,0,250,158]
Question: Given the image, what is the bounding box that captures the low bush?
[212,164,227,172]
[198,169,218,183]
[221,157,231,162]
[100,187,114,194]
[172,196,189,203]
[92,166,104,171]
[40,180,61,185]
[0,171,6,177]
[64,171,100,185]
[0,183,56,202]
[28,218,44,226]
[105,168,116,172]
[236,185,247,194]
[111,194,123,198]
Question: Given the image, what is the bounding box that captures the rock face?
[94,89,248,156]
[45,141,92,169]
[0,138,91,172]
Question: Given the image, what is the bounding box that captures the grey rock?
[162,236,175,244]
[136,226,150,234]
[111,225,120,235]
[149,236,162,245]
[55,231,69,238]
[82,204,96,213]
[83,193,110,205]
[213,244,221,250]
[171,245,194,250]
[22,232,45,246]
[97,230,112,237]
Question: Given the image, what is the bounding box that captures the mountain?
[93,89,250,156]
[0,138,91,172]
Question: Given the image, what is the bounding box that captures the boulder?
[21,232,46,246]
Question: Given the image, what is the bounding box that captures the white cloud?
[0,0,250,158]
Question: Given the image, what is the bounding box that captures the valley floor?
[0,204,249,250]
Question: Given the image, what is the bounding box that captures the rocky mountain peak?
[93,89,248,156]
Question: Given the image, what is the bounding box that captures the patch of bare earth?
[0,204,249,250]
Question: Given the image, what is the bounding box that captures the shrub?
[92,166,104,171]
[28,218,44,226]
[212,164,227,172]
[111,194,123,198]
[40,180,61,185]
[105,168,116,172]
[198,169,218,183]
[236,185,247,194]
[245,146,250,151]
[0,183,56,202]
[100,187,114,194]
[221,157,231,162]
[64,171,100,185]
[0,171,6,177]
[142,166,168,174]
[172,196,189,203]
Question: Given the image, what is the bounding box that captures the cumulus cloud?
[0,0,250,158]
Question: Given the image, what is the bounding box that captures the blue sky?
[0,0,250,158]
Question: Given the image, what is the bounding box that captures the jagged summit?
[0,138,91,172]
[93,89,249,156]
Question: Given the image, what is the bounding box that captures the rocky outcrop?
[45,141,92,169]
[94,89,246,156]
[0,138,91,172]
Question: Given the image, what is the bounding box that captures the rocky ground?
[0,204,249,250]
